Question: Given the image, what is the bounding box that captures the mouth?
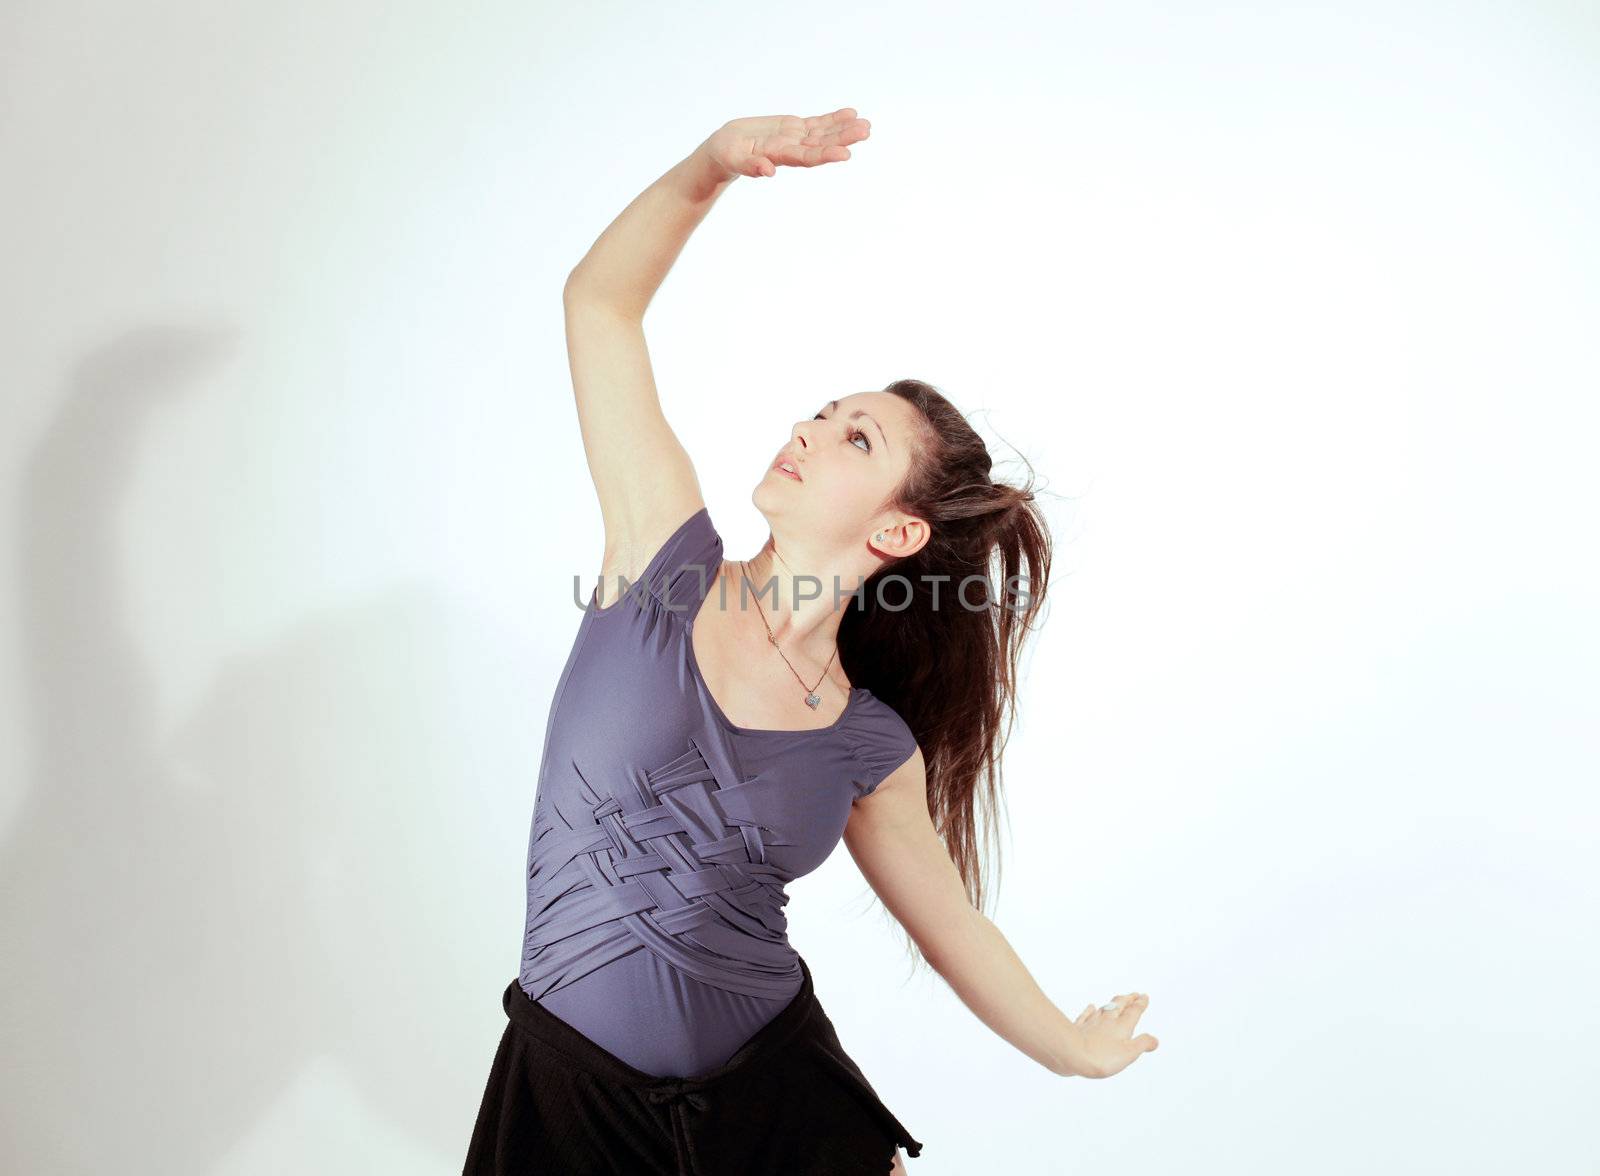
[771,456,803,482]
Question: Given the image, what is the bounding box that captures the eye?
[813,411,873,454]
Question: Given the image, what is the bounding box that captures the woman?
[464,108,1159,1176]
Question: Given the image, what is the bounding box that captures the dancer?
[464,108,1159,1176]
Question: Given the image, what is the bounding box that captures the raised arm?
[844,754,1160,1079]
[561,147,727,581]
[561,111,870,589]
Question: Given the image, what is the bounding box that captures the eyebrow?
[826,399,889,454]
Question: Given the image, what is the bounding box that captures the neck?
[738,538,856,662]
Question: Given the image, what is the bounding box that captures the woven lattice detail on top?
[521,732,804,1002]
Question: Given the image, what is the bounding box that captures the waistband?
[500,954,819,1098]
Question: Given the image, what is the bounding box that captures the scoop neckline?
[684,572,864,738]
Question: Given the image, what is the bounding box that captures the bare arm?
[561,146,733,568]
[563,147,737,321]
[562,112,869,576]
[564,109,867,317]
[844,753,1160,1079]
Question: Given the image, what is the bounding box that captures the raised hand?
[700,108,871,180]
[1067,992,1160,1079]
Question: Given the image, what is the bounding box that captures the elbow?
[563,270,636,320]
[563,263,600,301]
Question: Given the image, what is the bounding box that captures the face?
[753,390,925,559]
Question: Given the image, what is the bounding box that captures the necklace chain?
[737,559,839,710]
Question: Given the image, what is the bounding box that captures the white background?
[2,1,1595,1172]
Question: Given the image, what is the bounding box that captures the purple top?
[518,505,918,1078]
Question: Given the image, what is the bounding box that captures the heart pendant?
[805,692,821,709]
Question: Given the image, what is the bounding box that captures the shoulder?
[596,503,724,618]
[840,695,920,801]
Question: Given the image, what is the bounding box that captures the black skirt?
[463,954,924,1175]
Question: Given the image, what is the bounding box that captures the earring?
[874,532,884,541]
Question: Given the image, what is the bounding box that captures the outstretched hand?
[1067,992,1160,1079]
[700,108,871,180]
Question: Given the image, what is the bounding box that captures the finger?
[774,144,850,169]
[800,144,851,167]
[1078,1003,1096,1023]
[805,107,859,131]
[1135,1033,1159,1053]
[813,120,870,148]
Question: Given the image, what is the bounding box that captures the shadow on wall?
[2,326,538,1172]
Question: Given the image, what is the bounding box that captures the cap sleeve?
[621,505,723,619]
[842,700,920,801]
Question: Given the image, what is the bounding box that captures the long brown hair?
[838,378,1054,971]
